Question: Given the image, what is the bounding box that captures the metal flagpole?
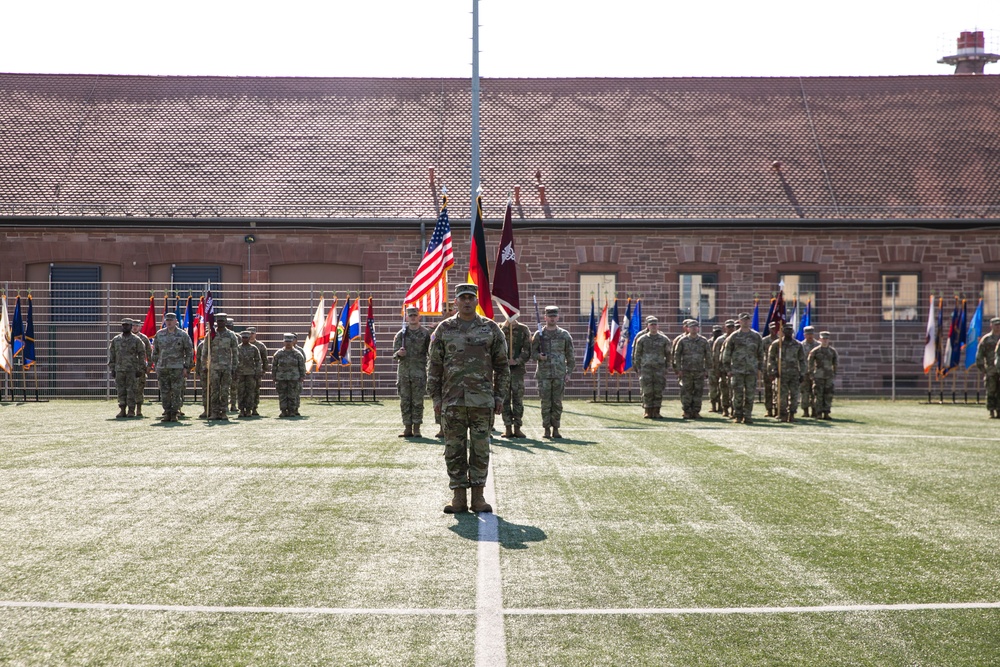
[470,0,481,227]
[891,282,896,402]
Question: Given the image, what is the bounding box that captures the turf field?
[0,398,997,666]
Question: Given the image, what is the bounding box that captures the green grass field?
[0,398,997,666]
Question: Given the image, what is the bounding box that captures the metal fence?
[0,280,988,402]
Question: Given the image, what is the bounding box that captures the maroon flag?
[491,200,520,319]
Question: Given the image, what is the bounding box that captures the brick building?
[1,68,999,396]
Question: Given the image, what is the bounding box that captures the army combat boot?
[470,486,493,513]
[513,425,526,438]
[127,406,136,418]
[551,426,562,439]
[116,405,127,419]
[543,427,551,439]
[398,424,412,438]
[443,487,468,514]
[135,403,143,418]
[504,425,513,438]
[412,424,421,437]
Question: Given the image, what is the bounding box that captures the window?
[986,274,1000,321]
[580,273,616,316]
[678,273,717,323]
[881,273,919,321]
[50,265,101,323]
[171,265,223,307]
[779,273,819,320]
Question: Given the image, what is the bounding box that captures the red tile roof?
[0,73,998,220]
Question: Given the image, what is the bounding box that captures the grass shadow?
[448,513,548,550]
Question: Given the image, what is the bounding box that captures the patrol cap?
[240,330,251,338]
[689,320,701,327]
[712,325,723,333]
[164,312,177,321]
[215,311,228,322]
[121,317,133,325]
[738,312,751,321]
[405,306,420,316]
[246,326,257,333]
[992,317,1000,325]
[646,316,658,324]
[724,319,736,327]
[683,318,696,326]
[282,333,295,342]
[544,306,559,316]
[454,283,478,297]
[782,323,794,332]
[819,331,831,338]
[803,325,815,333]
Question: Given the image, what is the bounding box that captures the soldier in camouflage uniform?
[530,305,575,439]
[674,321,712,419]
[152,313,193,422]
[808,331,838,420]
[976,318,1000,418]
[131,320,152,417]
[634,316,671,419]
[500,316,532,438]
[108,318,147,418]
[708,325,724,413]
[799,326,820,417]
[393,306,431,438]
[227,319,239,413]
[235,330,263,417]
[714,319,736,416]
[248,327,269,417]
[207,313,240,421]
[273,333,307,418]
[195,338,209,419]
[760,321,779,417]
[427,284,510,514]
[768,323,807,422]
[722,312,765,424]
[672,319,693,362]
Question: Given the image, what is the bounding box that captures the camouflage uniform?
[713,329,733,415]
[976,328,1000,417]
[208,328,240,419]
[427,312,510,490]
[250,335,269,415]
[152,326,193,420]
[674,334,712,418]
[235,339,263,416]
[768,334,807,421]
[530,326,575,431]
[707,329,724,411]
[800,334,820,416]
[501,319,532,432]
[722,326,765,423]
[273,344,306,417]
[108,331,147,413]
[392,324,431,429]
[760,328,777,415]
[195,340,209,418]
[808,342,839,418]
[634,331,671,415]
[135,330,152,414]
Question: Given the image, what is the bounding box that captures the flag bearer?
[500,315,532,438]
[768,323,806,422]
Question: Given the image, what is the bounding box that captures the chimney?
[938,30,999,74]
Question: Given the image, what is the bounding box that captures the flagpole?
[470,0,481,228]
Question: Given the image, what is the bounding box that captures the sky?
[2,0,999,79]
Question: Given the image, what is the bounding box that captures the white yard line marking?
[507,601,1000,615]
[0,600,995,617]
[475,460,507,667]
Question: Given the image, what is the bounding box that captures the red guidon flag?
[491,199,520,320]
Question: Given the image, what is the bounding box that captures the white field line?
[597,427,1000,442]
[0,600,995,617]
[476,460,507,667]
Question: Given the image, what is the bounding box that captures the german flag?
[467,193,494,319]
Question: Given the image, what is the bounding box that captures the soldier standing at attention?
[235,331,263,418]
[634,316,671,419]
[108,318,147,418]
[722,312,765,424]
[195,338,209,419]
[152,312,193,423]
[208,313,240,421]
[531,305,575,439]
[708,325,724,413]
[227,319,240,413]
[273,333,307,418]
[674,321,712,419]
[760,321,779,417]
[976,318,1000,418]
[500,315,532,439]
[393,306,431,438]
[799,326,820,417]
[768,323,806,422]
[247,327,268,417]
[672,319,692,362]
[808,331,839,420]
[714,319,736,417]
[131,320,152,418]
[427,284,510,514]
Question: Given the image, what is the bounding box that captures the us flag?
[403,196,454,315]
